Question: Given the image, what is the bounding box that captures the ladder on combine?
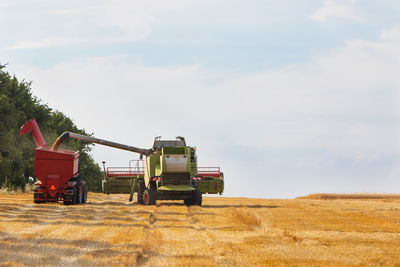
[129,160,145,202]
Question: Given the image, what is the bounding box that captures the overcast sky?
[1,0,400,198]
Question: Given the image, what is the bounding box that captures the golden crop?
[0,193,399,266]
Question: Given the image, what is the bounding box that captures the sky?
[1,0,400,198]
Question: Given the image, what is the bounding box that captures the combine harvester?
[21,119,224,206]
[102,160,224,204]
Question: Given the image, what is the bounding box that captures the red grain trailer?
[20,119,87,204]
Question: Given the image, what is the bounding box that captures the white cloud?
[8,37,82,50]
[310,0,364,24]
[2,0,202,50]
[380,24,400,41]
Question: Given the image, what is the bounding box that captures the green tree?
[0,64,103,192]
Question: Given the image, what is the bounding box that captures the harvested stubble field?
[0,193,400,266]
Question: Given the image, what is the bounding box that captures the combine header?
[21,119,224,206]
[102,162,224,199]
[102,160,145,194]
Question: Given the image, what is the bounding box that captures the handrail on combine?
[106,167,145,177]
[197,167,220,177]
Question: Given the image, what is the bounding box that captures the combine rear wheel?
[143,188,156,205]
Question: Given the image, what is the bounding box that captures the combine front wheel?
[193,188,202,206]
[184,189,202,206]
[143,188,156,205]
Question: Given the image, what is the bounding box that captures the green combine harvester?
[128,136,224,205]
[50,131,223,206]
[103,137,224,205]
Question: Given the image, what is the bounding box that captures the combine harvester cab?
[20,119,87,205]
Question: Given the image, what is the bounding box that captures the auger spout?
[20,119,48,148]
[51,132,153,156]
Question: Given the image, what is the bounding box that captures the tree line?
[0,64,103,192]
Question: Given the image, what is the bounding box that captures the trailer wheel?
[72,185,78,205]
[33,192,45,204]
[143,188,156,205]
[74,184,82,204]
[82,182,87,204]
[137,179,145,204]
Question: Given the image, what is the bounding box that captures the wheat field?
[0,193,399,266]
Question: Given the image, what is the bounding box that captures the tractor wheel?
[82,182,87,204]
[137,179,145,204]
[143,188,156,205]
[193,188,202,206]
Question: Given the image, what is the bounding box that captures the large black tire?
[33,192,45,204]
[137,179,145,204]
[193,188,202,206]
[184,198,192,206]
[143,188,156,205]
[63,189,73,205]
[75,183,82,204]
[72,185,78,205]
[82,182,87,204]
